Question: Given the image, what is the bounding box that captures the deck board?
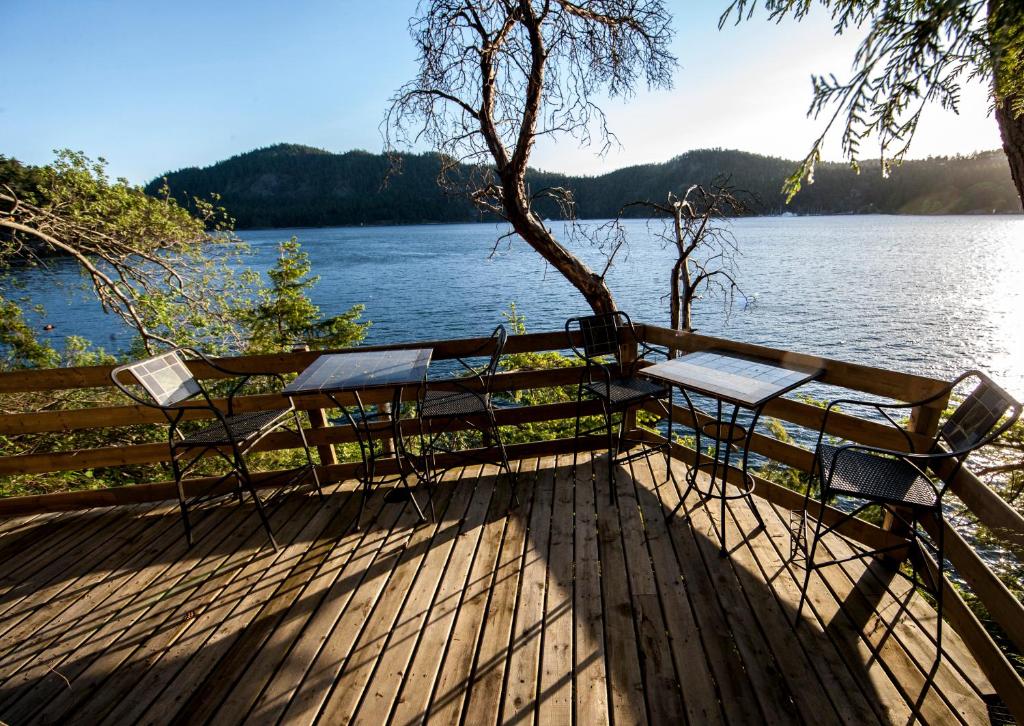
[0,453,993,725]
[455,458,538,726]
[571,454,611,726]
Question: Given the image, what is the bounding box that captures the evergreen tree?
[246,238,369,352]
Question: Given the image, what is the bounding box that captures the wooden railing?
[1,323,1022,717]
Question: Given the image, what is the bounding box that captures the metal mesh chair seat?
[420,389,488,418]
[584,377,668,407]
[818,444,937,507]
[179,408,292,446]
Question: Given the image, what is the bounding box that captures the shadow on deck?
[0,453,995,725]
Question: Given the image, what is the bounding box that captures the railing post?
[881,399,946,544]
[622,335,639,434]
[292,343,338,468]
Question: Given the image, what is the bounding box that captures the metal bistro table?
[642,350,822,554]
[283,348,433,528]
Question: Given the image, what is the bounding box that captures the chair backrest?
[473,323,509,393]
[566,311,636,363]
[482,324,508,392]
[938,372,1021,454]
[110,348,203,409]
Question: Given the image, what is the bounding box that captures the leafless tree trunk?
[621,184,747,343]
[386,0,675,315]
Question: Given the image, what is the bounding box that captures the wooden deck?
[0,453,997,725]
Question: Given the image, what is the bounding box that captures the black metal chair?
[417,325,517,511]
[566,311,674,501]
[111,347,323,550]
[793,370,1021,655]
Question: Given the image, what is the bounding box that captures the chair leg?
[419,420,437,507]
[935,511,945,659]
[572,382,584,481]
[419,423,440,520]
[413,428,435,523]
[909,516,920,595]
[795,500,827,626]
[792,462,820,562]
[603,401,615,505]
[357,443,375,529]
[489,410,519,508]
[235,450,279,551]
[665,394,674,483]
[170,451,193,547]
[294,410,324,500]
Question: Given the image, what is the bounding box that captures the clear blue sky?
[3,0,1002,184]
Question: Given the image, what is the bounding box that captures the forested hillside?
[144,143,1020,228]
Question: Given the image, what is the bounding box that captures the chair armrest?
[578,359,614,395]
[180,348,288,415]
[183,347,285,382]
[449,356,487,382]
[816,398,919,454]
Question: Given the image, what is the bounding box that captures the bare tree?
[621,184,748,338]
[386,0,676,315]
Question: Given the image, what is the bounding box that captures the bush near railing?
[1,322,1024,718]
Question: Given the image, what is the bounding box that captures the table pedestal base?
[333,388,430,529]
[667,394,766,555]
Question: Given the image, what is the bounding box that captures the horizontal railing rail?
[0,322,1021,718]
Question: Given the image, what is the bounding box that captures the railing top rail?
[1,322,949,403]
[0,329,583,394]
[639,324,949,404]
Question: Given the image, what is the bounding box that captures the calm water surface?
[17,214,1024,398]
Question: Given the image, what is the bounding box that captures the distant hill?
[145,143,1021,228]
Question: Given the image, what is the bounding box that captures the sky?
[2,0,1002,185]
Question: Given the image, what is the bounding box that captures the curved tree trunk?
[502,180,617,315]
[995,95,1024,211]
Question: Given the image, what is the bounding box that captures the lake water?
[16,214,1024,399]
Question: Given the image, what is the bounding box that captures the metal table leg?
[333,389,427,529]
[668,388,764,555]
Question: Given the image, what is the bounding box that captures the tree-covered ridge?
[145,143,1020,228]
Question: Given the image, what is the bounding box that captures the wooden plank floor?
[0,453,996,725]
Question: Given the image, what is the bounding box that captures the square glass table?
[284,348,433,527]
[641,350,822,553]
